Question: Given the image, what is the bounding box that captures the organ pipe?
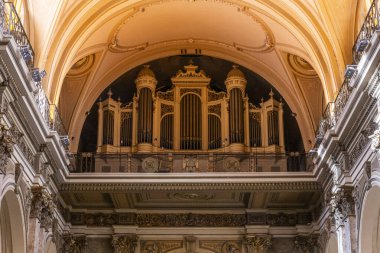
[97,64,286,154]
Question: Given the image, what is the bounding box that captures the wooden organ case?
[97,63,285,155]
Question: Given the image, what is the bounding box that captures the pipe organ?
[97,63,285,153]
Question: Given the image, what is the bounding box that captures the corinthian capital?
[243,235,271,253]
[330,186,355,227]
[112,234,138,253]
[29,186,55,230]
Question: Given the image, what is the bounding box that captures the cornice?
[60,181,322,192]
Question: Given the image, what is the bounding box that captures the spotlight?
[31,68,41,82]
[30,68,47,83]
[344,65,357,79]
[355,39,369,52]
[19,45,32,62]
[60,135,70,146]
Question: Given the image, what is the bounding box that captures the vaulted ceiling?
[18,0,369,151]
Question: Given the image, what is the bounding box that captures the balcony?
[69,152,313,173]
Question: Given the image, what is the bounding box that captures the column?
[330,186,357,253]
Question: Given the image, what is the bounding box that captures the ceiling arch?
[32,0,358,151]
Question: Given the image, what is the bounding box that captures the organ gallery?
[97,63,285,154]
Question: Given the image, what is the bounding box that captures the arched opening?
[359,186,380,253]
[0,190,26,253]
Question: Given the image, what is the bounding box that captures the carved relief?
[142,157,159,172]
[161,103,174,117]
[112,235,138,253]
[140,240,183,253]
[293,235,319,253]
[208,90,225,101]
[199,241,241,253]
[29,186,56,230]
[180,88,201,97]
[208,104,221,116]
[223,157,239,172]
[183,156,198,172]
[157,90,174,101]
[62,234,87,253]
[0,123,16,173]
[329,186,355,227]
[243,235,271,253]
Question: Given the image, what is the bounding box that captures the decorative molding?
[208,90,225,102]
[70,212,313,227]
[0,122,16,173]
[294,235,319,253]
[108,0,274,54]
[246,212,312,226]
[112,234,138,253]
[208,104,221,116]
[185,236,196,253]
[61,182,322,192]
[62,234,87,253]
[157,90,174,101]
[140,240,183,253]
[243,235,271,253]
[180,88,202,97]
[161,103,174,116]
[29,186,56,230]
[199,241,241,253]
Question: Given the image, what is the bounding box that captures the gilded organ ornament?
[97,63,284,154]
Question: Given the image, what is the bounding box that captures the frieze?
[199,241,241,253]
[349,134,370,169]
[61,182,322,192]
[140,240,183,253]
[246,212,312,226]
[69,212,313,227]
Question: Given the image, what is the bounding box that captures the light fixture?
[355,38,369,52]
[30,68,47,83]
[19,45,32,62]
[60,135,70,146]
[344,65,357,79]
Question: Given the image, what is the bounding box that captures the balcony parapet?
[315,1,380,149]
[68,152,313,173]
[0,0,68,148]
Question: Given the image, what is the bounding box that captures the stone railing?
[353,0,380,64]
[0,1,34,67]
[315,1,380,147]
[68,152,313,173]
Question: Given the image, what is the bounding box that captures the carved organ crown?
[97,63,284,153]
